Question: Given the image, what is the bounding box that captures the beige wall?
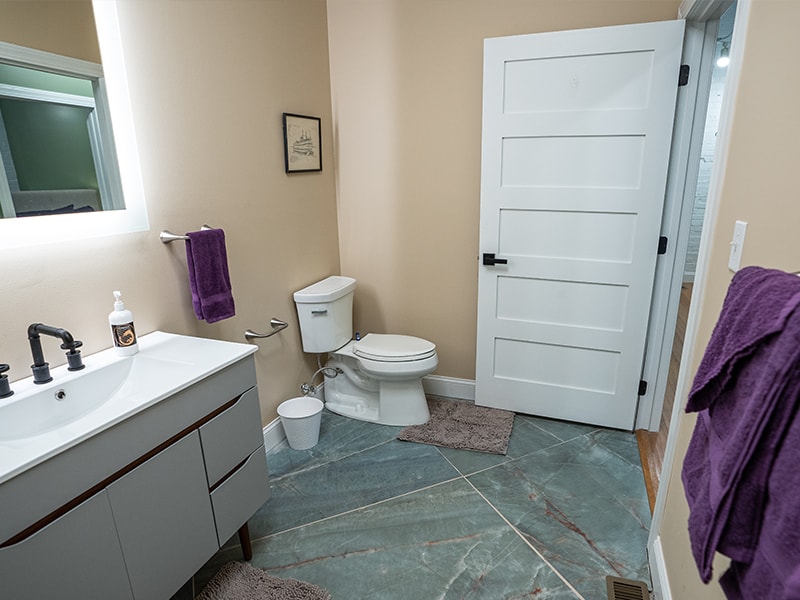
[0,0,340,423]
[327,0,681,379]
[0,0,99,62]
[659,0,800,597]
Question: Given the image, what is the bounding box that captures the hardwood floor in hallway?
[637,282,693,513]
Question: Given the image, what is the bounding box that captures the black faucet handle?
[0,365,12,398]
[60,339,83,352]
[66,349,85,372]
[62,339,85,372]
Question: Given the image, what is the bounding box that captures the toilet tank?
[293,276,356,353]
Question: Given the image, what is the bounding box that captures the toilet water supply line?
[300,356,341,396]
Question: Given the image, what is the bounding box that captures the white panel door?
[476,20,685,430]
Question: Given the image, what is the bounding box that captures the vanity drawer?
[210,445,270,545]
[200,386,263,486]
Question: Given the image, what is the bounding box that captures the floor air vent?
[606,576,650,600]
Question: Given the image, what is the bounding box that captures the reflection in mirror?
[0,43,123,219]
[0,0,148,248]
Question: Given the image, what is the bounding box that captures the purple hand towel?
[185,228,235,323]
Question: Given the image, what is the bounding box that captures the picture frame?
[282,113,322,173]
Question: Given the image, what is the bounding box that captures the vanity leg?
[238,523,253,561]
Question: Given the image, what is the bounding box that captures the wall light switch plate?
[728,220,748,272]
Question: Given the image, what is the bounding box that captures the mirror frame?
[0,0,147,249]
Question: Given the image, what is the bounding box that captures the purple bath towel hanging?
[682,265,800,596]
[185,228,236,323]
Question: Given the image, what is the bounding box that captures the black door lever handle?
[482,253,508,266]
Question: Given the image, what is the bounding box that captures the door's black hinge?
[658,236,668,255]
[638,380,648,396]
[678,64,690,87]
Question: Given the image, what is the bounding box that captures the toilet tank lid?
[294,276,356,303]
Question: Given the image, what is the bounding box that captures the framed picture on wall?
[282,113,322,173]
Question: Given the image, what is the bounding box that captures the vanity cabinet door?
[0,490,133,600]
[108,430,218,600]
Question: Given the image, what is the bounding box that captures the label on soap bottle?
[111,322,137,348]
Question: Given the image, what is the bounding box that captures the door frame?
[635,20,716,431]
[647,0,746,598]
[635,2,733,431]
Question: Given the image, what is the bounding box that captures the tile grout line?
[434,447,585,600]
[440,435,583,482]
[460,474,586,600]
[267,435,402,482]
[247,474,466,545]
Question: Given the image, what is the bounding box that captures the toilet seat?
[353,334,436,362]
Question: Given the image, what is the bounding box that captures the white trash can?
[278,397,324,450]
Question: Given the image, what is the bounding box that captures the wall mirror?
[0,0,147,248]
[0,43,123,219]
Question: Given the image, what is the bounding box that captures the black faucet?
[27,323,85,384]
[0,364,12,398]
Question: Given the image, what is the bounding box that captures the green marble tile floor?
[178,401,651,600]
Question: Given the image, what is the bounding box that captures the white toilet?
[293,276,436,426]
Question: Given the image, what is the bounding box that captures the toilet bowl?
[350,334,438,378]
[293,277,437,426]
[323,334,436,425]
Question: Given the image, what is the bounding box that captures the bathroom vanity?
[0,332,270,600]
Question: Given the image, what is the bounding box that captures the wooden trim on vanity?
[208,456,249,493]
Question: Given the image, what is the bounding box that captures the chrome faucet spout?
[27,323,85,384]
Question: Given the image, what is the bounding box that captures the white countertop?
[0,331,257,485]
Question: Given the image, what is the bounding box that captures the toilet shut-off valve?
[301,366,342,396]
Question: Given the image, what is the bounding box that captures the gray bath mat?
[196,561,331,600]
[397,398,515,455]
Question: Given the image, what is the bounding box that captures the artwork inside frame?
[282,113,322,173]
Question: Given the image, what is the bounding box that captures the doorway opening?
[636,1,737,512]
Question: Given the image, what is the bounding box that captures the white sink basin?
[0,331,256,484]
[0,359,132,442]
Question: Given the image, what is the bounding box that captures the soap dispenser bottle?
[109,290,138,356]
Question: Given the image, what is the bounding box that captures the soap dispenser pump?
[109,290,138,356]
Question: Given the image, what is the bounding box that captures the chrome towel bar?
[160,224,213,244]
[245,318,289,342]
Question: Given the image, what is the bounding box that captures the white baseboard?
[649,535,672,600]
[263,417,286,453]
[422,375,476,401]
